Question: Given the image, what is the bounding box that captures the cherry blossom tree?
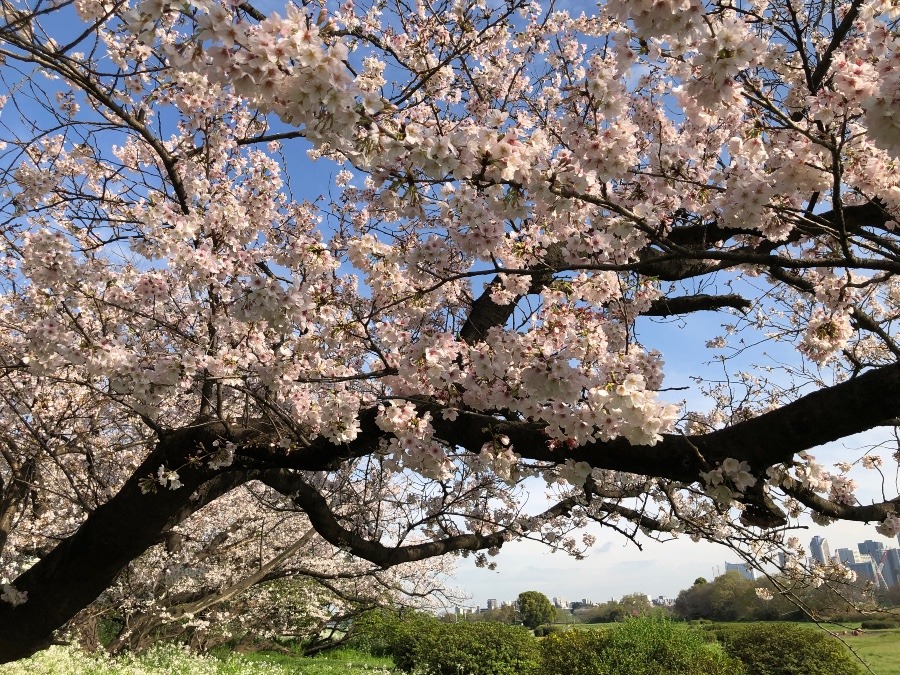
[0,0,899,662]
[89,479,462,654]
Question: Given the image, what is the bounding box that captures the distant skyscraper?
[810,536,831,565]
[724,562,755,580]
[835,547,864,565]
[883,549,900,587]
[858,540,885,560]
[486,599,498,610]
[848,560,880,587]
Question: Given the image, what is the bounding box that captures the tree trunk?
[0,426,245,663]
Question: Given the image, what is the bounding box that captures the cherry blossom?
[1,0,900,660]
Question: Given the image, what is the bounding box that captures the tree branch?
[643,293,751,317]
[0,427,247,662]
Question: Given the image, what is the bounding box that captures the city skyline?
[448,423,897,604]
[452,516,899,605]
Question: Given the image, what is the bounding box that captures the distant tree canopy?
[581,593,655,623]
[471,605,519,624]
[674,572,772,622]
[673,570,875,622]
[517,591,556,629]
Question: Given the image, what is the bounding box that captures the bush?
[860,619,899,629]
[540,618,741,675]
[540,629,608,675]
[345,609,438,660]
[534,624,566,636]
[721,624,862,675]
[598,617,743,675]
[390,620,540,675]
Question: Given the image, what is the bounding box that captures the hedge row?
[540,619,741,675]
[349,613,864,675]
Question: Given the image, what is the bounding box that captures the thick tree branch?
[428,363,900,482]
[458,244,564,344]
[643,293,751,317]
[260,469,510,566]
[0,427,247,662]
[782,484,900,523]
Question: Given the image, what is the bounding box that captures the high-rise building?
[725,562,755,580]
[835,547,866,565]
[884,549,900,587]
[486,599,498,610]
[858,540,885,559]
[848,560,880,586]
[858,540,889,586]
[810,536,831,564]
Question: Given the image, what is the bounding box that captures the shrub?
[534,624,566,636]
[860,619,898,629]
[346,609,438,659]
[539,618,741,675]
[391,620,540,675]
[721,623,862,675]
[597,617,744,675]
[540,629,608,675]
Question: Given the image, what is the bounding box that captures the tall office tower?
[859,540,885,560]
[810,536,831,564]
[725,562,755,580]
[835,547,865,564]
[848,560,880,586]
[883,549,900,587]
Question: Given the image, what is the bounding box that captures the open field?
[838,629,900,675]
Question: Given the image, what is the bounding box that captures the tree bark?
[0,426,245,662]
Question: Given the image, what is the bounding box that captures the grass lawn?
[837,628,900,675]
[0,645,400,674]
[237,648,397,674]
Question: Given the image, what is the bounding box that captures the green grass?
[836,627,900,675]
[237,648,397,674]
[0,645,400,674]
